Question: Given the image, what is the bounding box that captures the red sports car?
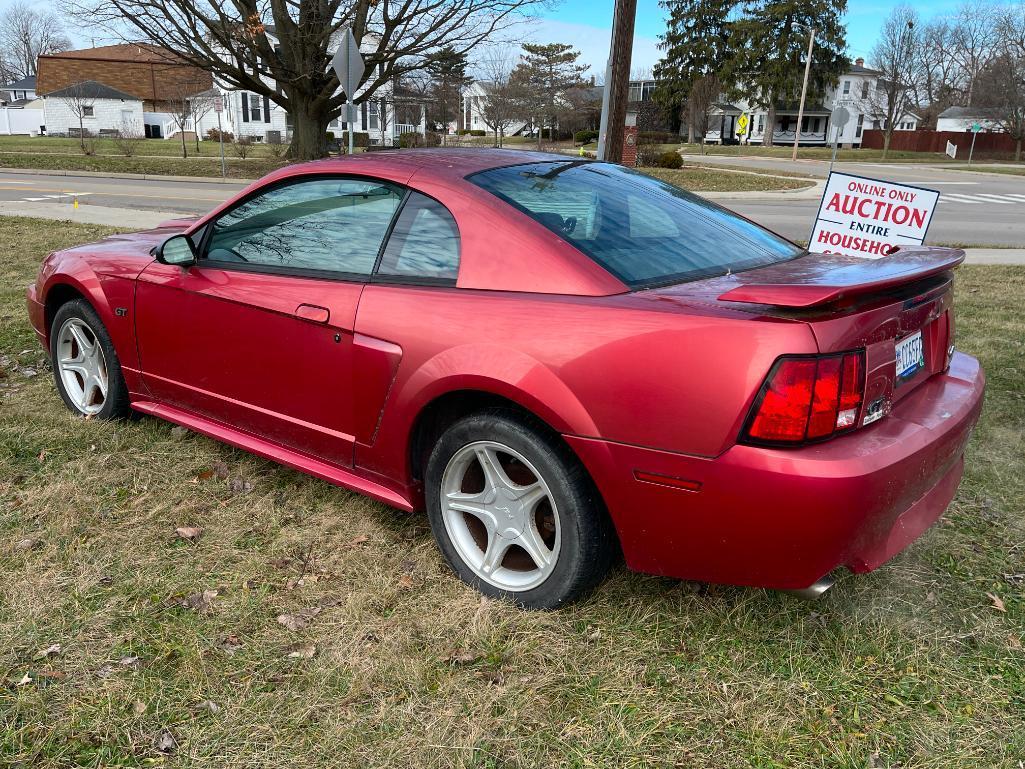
[26,150,984,608]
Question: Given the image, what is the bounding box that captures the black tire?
[425,410,616,609]
[49,299,132,420]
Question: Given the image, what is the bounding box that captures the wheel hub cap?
[56,318,108,415]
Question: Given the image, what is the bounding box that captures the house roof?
[3,75,36,90]
[711,102,743,114]
[43,80,140,101]
[42,43,181,64]
[938,106,986,119]
[847,64,881,76]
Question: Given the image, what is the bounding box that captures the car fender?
[358,342,600,484]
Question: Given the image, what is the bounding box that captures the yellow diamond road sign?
[737,114,749,130]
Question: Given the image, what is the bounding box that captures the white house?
[706,59,920,146]
[936,106,1002,133]
[459,81,527,137]
[1,75,36,105]
[40,81,145,137]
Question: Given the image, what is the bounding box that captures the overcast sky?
[3,0,970,75]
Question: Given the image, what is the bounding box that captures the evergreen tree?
[426,46,471,141]
[653,0,740,140]
[726,0,848,145]
[514,43,589,149]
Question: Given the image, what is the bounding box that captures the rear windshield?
[469,161,803,289]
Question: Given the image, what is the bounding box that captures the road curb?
[702,179,825,201]
[0,167,255,184]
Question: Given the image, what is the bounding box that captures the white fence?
[0,108,42,136]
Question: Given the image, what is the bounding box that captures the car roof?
[288,148,573,183]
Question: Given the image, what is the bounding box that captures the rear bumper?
[567,352,985,591]
[26,283,46,350]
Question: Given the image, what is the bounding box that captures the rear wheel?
[50,299,131,420]
[425,411,615,609]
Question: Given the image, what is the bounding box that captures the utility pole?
[791,26,816,162]
[596,0,637,162]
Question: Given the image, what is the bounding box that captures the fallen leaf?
[220,634,244,654]
[228,477,253,494]
[211,461,230,480]
[287,644,317,659]
[195,469,215,482]
[132,700,147,716]
[153,728,178,754]
[447,649,483,665]
[34,669,66,682]
[347,535,369,548]
[192,699,221,714]
[181,589,218,613]
[276,606,322,632]
[1009,634,1022,650]
[37,449,46,463]
[397,574,415,590]
[119,656,141,668]
[174,526,204,543]
[987,592,1007,613]
[14,672,32,687]
[585,625,601,642]
[32,643,62,661]
[269,557,292,570]
[15,538,38,552]
[170,425,188,439]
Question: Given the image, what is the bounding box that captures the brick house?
[36,43,211,137]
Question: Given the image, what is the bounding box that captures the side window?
[206,177,402,276]
[376,192,460,281]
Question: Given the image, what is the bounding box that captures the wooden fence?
[861,128,1020,158]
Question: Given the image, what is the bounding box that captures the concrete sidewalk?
[2,199,1023,265]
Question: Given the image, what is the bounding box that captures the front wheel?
[425,412,615,609]
[50,299,131,420]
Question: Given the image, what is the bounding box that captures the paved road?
[2,162,1024,246]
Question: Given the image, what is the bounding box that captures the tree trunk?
[1016,137,1022,163]
[882,130,891,160]
[286,99,332,160]
[762,103,775,147]
[180,126,188,159]
[686,108,694,143]
[78,115,85,151]
[536,119,542,151]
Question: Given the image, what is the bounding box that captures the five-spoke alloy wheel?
[49,299,131,420]
[426,411,615,609]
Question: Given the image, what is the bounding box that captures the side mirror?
[156,234,197,267]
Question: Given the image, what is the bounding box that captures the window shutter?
[264,95,271,123]
[361,102,368,130]
[241,93,249,122]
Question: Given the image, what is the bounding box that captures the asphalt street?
[1,159,1024,246]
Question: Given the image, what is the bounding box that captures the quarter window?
[377,192,460,281]
[206,177,403,276]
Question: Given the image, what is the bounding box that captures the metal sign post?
[214,95,225,178]
[331,27,365,156]
[968,122,981,165]
[827,106,849,176]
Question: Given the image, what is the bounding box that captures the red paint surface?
[25,150,986,591]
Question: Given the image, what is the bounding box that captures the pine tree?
[726,0,848,145]
[426,46,471,142]
[514,43,589,149]
[653,0,740,140]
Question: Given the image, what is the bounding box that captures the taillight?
[742,351,865,445]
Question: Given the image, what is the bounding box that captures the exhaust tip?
[782,575,836,601]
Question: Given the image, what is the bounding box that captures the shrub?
[398,131,443,148]
[325,131,335,141]
[639,130,677,144]
[574,129,599,144]
[80,138,97,156]
[657,150,683,169]
[637,144,662,167]
[206,127,234,143]
[456,129,471,136]
[232,134,253,159]
[469,129,486,136]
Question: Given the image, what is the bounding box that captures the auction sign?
[809,172,940,259]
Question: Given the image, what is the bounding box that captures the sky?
[2,0,967,75]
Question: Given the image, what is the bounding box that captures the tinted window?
[377,192,460,281]
[469,161,802,288]
[206,177,402,276]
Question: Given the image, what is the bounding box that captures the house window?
[842,80,850,95]
[249,94,262,122]
[861,81,870,99]
[757,114,765,133]
[369,100,379,130]
[83,105,94,117]
[856,114,864,138]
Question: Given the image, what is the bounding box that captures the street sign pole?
[214,96,226,178]
[968,123,980,165]
[792,26,816,162]
[331,27,365,157]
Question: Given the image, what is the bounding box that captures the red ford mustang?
[26,149,985,608]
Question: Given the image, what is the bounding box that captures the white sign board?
[945,140,957,158]
[809,172,940,259]
[332,26,364,116]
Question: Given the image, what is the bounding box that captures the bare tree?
[163,80,204,158]
[917,19,967,127]
[475,51,521,147]
[189,89,220,153]
[866,5,921,158]
[950,0,1000,104]
[685,75,719,146]
[113,118,145,156]
[70,0,549,161]
[0,1,70,80]
[57,82,98,150]
[975,52,1025,160]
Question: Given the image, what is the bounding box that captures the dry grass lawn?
[0,217,1023,767]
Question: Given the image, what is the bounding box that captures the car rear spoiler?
[717,248,965,308]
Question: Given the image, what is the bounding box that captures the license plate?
[895,330,925,380]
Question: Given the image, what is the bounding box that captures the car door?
[134,175,405,467]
